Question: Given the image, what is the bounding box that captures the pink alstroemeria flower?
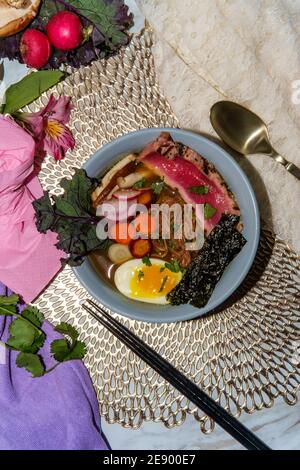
[17,94,75,161]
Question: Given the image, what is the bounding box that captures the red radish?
[130,239,152,258]
[113,189,141,200]
[46,11,83,51]
[96,199,138,222]
[20,29,51,69]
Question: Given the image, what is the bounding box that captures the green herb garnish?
[137,270,145,281]
[0,295,86,378]
[51,323,86,363]
[142,256,152,266]
[159,276,169,293]
[151,179,165,196]
[160,266,166,273]
[133,178,146,189]
[204,203,217,220]
[188,185,209,195]
[164,259,181,273]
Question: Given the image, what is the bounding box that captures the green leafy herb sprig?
[204,203,217,220]
[151,179,165,196]
[164,259,184,274]
[188,185,209,195]
[0,295,86,378]
[33,168,106,266]
[142,256,152,267]
[133,178,146,189]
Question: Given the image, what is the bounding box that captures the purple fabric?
[0,282,109,450]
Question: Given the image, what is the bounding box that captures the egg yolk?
[130,264,181,299]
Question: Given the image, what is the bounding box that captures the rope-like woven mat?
[30,29,300,432]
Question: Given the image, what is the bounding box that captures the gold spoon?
[210,101,300,180]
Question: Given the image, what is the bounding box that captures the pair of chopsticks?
[82,299,271,450]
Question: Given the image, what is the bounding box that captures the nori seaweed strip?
[167,214,247,307]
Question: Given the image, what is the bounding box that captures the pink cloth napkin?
[0,115,64,303]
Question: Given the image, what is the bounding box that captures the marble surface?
[102,397,300,450]
[1,0,299,451]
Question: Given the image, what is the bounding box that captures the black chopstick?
[83,299,271,450]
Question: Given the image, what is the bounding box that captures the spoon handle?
[273,154,300,181]
[287,162,300,180]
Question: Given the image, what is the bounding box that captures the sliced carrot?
[130,239,152,258]
[133,213,156,237]
[110,222,133,245]
[137,189,153,206]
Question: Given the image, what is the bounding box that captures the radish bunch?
[20,11,84,69]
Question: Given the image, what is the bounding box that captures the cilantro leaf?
[137,270,144,281]
[51,339,87,362]
[7,317,45,353]
[0,297,86,377]
[151,179,165,196]
[164,259,181,273]
[188,185,209,195]
[21,306,44,328]
[142,256,152,266]
[64,341,87,361]
[54,322,79,342]
[0,294,19,316]
[204,203,217,220]
[133,178,146,189]
[16,352,45,378]
[50,339,70,362]
[51,321,87,362]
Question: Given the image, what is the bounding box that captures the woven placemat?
[30,28,300,432]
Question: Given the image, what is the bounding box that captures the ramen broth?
[89,158,193,289]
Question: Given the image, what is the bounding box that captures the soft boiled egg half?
[114,259,182,305]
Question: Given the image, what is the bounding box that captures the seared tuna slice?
[139,132,182,160]
[139,133,240,234]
